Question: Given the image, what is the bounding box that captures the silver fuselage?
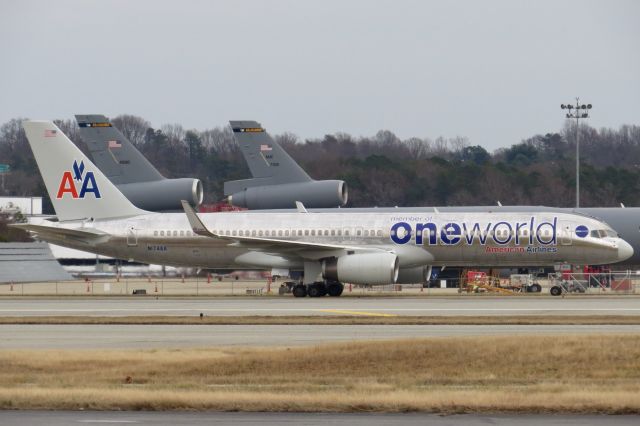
[33,210,631,270]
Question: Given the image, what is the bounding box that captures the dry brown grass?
[0,315,639,325]
[1,335,640,413]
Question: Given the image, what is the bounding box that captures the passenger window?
[259,230,263,237]
[331,230,335,236]
[344,230,349,236]
[252,230,257,236]
[180,230,184,237]
[232,230,237,236]
[172,230,176,237]
[285,230,290,237]
[154,231,158,237]
[356,230,362,236]
[364,230,369,237]
[311,230,316,236]
[305,230,309,236]
[160,231,164,236]
[324,230,329,236]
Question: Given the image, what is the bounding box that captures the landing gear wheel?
[292,284,307,298]
[550,285,562,296]
[327,282,344,297]
[307,282,327,297]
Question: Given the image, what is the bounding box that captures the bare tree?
[112,115,151,147]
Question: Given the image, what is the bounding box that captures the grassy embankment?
[1,335,639,413]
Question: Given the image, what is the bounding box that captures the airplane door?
[561,226,572,245]
[127,225,138,247]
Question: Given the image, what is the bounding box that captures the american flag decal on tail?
[108,140,122,149]
[44,129,57,137]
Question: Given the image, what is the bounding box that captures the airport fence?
[547,271,640,295]
[1,274,638,296]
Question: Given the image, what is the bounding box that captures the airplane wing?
[181,200,382,253]
[10,223,110,245]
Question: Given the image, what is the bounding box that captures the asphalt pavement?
[0,296,639,316]
[0,411,637,426]
[2,323,639,349]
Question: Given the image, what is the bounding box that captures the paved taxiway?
[1,411,638,426]
[2,324,640,349]
[0,296,639,316]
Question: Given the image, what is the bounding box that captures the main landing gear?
[292,281,344,298]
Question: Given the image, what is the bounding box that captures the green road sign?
[0,164,10,173]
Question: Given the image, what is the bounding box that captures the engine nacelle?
[117,178,203,211]
[322,252,399,285]
[396,265,432,284]
[228,180,347,210]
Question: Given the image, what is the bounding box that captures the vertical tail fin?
[22,121,147,221]
[225,120,310,195]
[75,114,163,184]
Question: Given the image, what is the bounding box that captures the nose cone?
[616,239,634,262]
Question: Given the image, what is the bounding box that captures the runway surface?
[0,296,639,316]
[2,323,639,349]
[0,411,638,426]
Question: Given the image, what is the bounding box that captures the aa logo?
[56,160,101,199]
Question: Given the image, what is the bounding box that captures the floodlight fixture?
[560,97,592,208]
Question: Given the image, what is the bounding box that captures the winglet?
[295,201,308,213]
[181,200,214,237]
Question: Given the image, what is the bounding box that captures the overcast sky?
[1,0,638,150]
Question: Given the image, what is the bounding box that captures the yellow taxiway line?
[317,309,398,317]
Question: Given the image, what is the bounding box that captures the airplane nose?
[616,239,634,262]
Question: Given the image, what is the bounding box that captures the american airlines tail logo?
[56,160,101,199]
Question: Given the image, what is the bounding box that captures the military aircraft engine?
[228,180,347,210]
[322,252,399,285]
[396,265,432,284]
[117,178,203,211]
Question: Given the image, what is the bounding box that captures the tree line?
[2,115,640,214]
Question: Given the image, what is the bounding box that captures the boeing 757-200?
[13,121,633,297]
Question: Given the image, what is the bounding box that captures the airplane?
[12,121,633,298]
[75,115,346,210]
[78,116,640,265]
[75,115,203,211]
[224,121,347,209]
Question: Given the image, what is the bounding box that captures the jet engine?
[228,180,347,210]
[322,252,399,285]
[117,178,203,211]
[396,265,432,284]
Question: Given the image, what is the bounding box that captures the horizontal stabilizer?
[10,223,110,245]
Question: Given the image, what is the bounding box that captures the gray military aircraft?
[77,115,640,265]
[75,115,346,210]
[225,121,347,209]
[75,115,203,211]
[14,121,633,297]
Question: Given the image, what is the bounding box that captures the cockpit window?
[590,229,617,238]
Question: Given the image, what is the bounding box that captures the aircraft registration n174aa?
[14,121,633,298]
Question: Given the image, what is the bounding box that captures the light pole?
[561,98,592,208]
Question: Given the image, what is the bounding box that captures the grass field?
[1,335,639,413]
[1,315,640,325]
